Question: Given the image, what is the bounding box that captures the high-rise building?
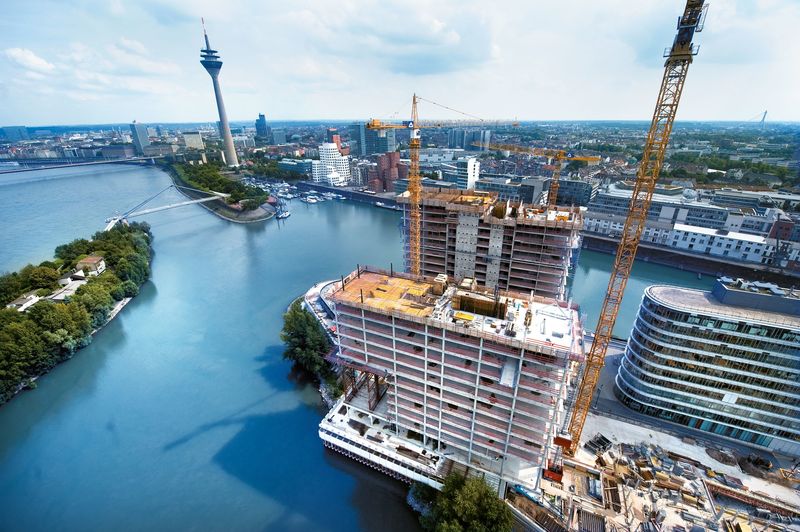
[441,157,480,189]
[199,23,239,167]
[130,121,150,155]
[182,132,204,150]
[348,122,365,156]
[615,278,800,457]
[312,143,350,186]
[272,128,287,145]
[1,126,30,142]
[367,128,396,155]
[319,267,585,490]
[349,123,396,156]
[255,113,271,139]
[448,129,491,151]
[398,189,582,299]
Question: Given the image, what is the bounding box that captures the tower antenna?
[201,17,211,50]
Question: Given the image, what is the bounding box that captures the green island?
[0,222,153,405]
[164,163,275,222]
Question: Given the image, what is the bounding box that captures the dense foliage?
[172,163,268,210]
[421,474,513,532]
[0,223,152,404]
[249,159,305,181]
[280,300,342,396]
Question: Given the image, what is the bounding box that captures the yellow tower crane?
[562,0,708,456]
[367,95,517,275]
[479,143,601,205]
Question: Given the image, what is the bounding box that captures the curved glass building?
[615,279,800,457]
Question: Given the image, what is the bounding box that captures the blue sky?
[1,0,798,126]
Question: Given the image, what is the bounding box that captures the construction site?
[311,0,800,530]
[396,188,583,301]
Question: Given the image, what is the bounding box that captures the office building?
[255,113,271,139]
[129,121,150,155]
[615,278,800,457]
[448,129,491,151]
[312,143,350,186]
[2,126,30,141]
[394,178,457,195]
[349,122,396,156]
[199,24,239,166]
[277,158,313,176]
[555,179,598,207]
[319,267,585,490]
[182,132,204,150]
[442,157,480,190]
[476,176,549,204]
[272,128,287,145]
[398,189,582,300]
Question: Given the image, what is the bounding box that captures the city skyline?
[1,0,799,125]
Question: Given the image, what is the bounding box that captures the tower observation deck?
[200,20,238,167]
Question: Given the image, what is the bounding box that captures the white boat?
[277,211,291,219]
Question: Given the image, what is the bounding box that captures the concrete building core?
[398,188,583,300]
[319,267,585,491]
[200,24,238,167]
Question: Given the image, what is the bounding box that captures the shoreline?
[581,233,800,283]
[160,164,275,224]
[7,294,136,404]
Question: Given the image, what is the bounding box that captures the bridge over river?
[104,184,229,231]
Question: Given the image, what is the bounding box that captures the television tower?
[200,19,238,167]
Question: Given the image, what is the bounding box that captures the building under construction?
[397,188,583,300]
[318,266,585,493]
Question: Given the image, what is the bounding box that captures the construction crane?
[478,142,601,205]
[367,94,517,275]
[563,0,708,456]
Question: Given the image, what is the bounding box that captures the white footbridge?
[105,184,229,231]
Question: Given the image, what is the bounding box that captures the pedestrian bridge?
[105,184,229,231]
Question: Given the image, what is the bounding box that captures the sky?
[1,0,798,126]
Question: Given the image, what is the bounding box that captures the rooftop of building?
[646,281,800,329]
[398,188,582,226]
[76,255,104,264]
[332,268,583,353]
[597,182,725,209]
[672,223,768,244]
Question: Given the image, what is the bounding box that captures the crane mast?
[408,94,422,275]
[565,0,707,455]
[367,96,516,276]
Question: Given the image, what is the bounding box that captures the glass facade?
[615,285,800,452]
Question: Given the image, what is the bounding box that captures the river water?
[0,165,712,531]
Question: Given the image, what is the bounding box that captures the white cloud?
[3,47,55,73]
[0,0,798,123]
[118,37,148,55]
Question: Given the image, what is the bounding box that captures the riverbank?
[0,223,154,406]
[582,233,799,284]
[161,164,275,223]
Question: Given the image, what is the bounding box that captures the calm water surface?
[0,165,712,531]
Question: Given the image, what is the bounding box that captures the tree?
[421,474,513,532]
[73,281,114,328]
[280,300,330,374]
[27,266,60,289]
[0,273,22,306]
